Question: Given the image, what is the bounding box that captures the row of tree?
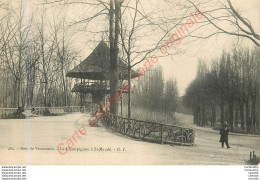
[0,3,80,108]
[132,66,178,116]
[184,47,260,134]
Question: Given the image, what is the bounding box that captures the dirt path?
[0,112,259,165]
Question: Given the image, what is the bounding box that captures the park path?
[0,112,259,165]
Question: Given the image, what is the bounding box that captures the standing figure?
[219,123,231,148]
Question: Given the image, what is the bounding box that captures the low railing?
[101,114,195,146]
[31,106,82,115]
[31,103,96,115]
[0,103,96,118]
[0,108,18,119]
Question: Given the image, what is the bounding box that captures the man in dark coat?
[219,123,231,148]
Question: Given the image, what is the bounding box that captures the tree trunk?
[202,102,205,126]
[109,0,120,115]
[245,100,250,133]
[127,65,131,119]
[17,79,21,108]
[212,106,216,127]
[198,105,201,126]
[62,70,67,106]
[235,106,239,128]
[240,102,245,129]
[44,80,48,107]
[251,100,256,133]
[229,102,234,131]
[195,106,199,125]
[220,101,225,127]
[13,79,17,108]
[30,63,36,106]
[192,107,196,124]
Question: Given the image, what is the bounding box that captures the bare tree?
[183,0,260,46]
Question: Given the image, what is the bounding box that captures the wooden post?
[160,124,163,144]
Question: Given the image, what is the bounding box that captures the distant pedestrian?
[219,122,231,148]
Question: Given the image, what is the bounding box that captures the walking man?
[219,122,231,148]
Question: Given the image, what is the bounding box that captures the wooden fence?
[101,114,195,146]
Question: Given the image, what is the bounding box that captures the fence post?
[160,124,163,144]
